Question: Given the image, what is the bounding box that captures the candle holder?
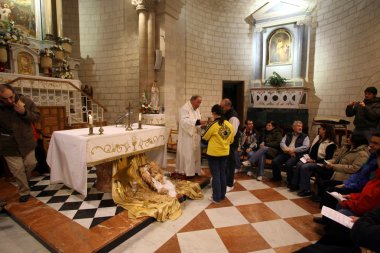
[88,124,94,135]
[138,121,142,129]
[98,121,104,135]
[126,102,133,131]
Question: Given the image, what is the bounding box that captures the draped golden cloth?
[112,154,203,221]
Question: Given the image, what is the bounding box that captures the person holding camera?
[346,86,380,140]
[0,83,40,202]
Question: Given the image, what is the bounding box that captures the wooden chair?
[34,106,67,152]
[167,128,178,153]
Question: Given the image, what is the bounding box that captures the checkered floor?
[148,157,325,253]
[29,168,124,229]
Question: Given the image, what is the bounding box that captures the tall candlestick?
[126,102,132,131]
[139,113,142,121]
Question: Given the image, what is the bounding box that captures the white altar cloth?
[47,124,167,196]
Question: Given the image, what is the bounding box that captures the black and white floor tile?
[28,168,124,229]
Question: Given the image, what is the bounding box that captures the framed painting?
[0,0,42,39]
[267,28,292,65]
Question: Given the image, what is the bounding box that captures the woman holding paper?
[291,124,337,196]
[338,148,380,216]
[313,134,370,202]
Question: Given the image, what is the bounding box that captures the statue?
[0,4,11,21]
[150,81,159,111]
[141,91,148,105]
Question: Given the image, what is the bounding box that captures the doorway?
[222,81,245,127]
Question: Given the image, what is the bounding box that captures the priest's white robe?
[176,101,202,176]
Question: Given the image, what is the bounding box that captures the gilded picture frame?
[267,28,292,65]
[0,0,42,39]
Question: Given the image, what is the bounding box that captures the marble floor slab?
[0,154,325,253]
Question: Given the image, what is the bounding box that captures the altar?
[47,124,167,196]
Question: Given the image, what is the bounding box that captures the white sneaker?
[242,161,251,166]
[257,176,262,181]
[208,196,220,204]
[247,171,253,177]
[226,186,234,192]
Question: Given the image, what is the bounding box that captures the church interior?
[1,0,380,252]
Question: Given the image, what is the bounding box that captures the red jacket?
[342,168,380,216]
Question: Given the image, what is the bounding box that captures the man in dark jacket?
[346,86,380,140]
[220,98,240,192]
[0,83,40,202]
[271,120,309,184]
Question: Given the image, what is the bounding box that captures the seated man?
[242,120,282,181]
[234,119,258,176]
[271,120,310,184]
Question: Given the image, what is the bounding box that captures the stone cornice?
[131,0,156,12]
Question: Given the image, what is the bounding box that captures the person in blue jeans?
[243,120,283,181]
[234,119,258,175]
[290,124,336,196]
[202,104,234,204]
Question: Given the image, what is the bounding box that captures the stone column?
[132,0,154,97]
[56,0,63,38]
[42,0,54,40]
[148,11,156,84]
[252,27,263,87]
[293,23,305,79]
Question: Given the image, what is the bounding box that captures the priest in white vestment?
[176,95,203,177]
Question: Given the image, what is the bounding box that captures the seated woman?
[314,133,380,223]
[290,124,337,196]
[243,120,282,181]
[337,148,380,217]
[314,133,370,201]
[234,119,258,175]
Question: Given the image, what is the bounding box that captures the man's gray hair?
[293,120,303,126]
[190,95,202,101]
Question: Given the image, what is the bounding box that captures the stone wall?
[310,0,380,132]
[182,0,254,120]
[76,0,139,122]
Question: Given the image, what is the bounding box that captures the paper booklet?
[300,154,311,163]
[327,191,347,202]
[321,206,354,229]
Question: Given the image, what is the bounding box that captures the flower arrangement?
[53,60,73,79]
[265,71,287,87]
[39,48,54,57]
[0,21,28,45]
[50,44,64,51]
[57,36,73,45]
[140,91,159,114]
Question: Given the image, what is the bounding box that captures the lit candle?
[138,113,142,121]
[88,114,93,125]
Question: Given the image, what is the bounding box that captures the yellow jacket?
[202,120,234,157]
